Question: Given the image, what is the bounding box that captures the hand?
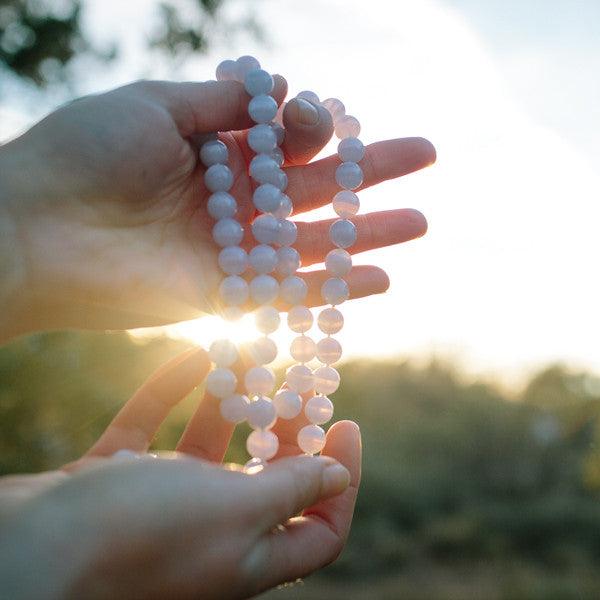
[0,348,361,599]
[0,77,435,340]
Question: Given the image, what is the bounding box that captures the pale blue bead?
[206,367,237,398]
[253,183,282,214]
[270,146,284,167]
[212,218,244,247]
[316,337,342,365]
[207,191,237,220]
[280,275,308,305]
[216,59,238,81]
[277,219,298,246]
[297,90,320,104]
[317,307,344,334]
[249,154,279,184]
[220,394,249,423]
[248,124,277,154]
[200,139,228,167]
[337,137,365,163]
[329,219,357,249]
[249,94,278,123]
[305,395,334,424]
[335,115,361,139]
[325,248,352,277]
[332,190,360,218]
[287,305,313,333]
[218,246,247,275]
[313,366,340,395]
[271,122,285,145]
[273,194,292,219]
[286,364,314,394]
[322,97,345,121]
[209,339,238,367]
[250,274,279,304]
[244,69,274,96]
[273,389,302,419]
[274,169,288,191]
[219,275,249,306]
[249,244,278,274]
[246,395,277,429]
[252,214,280,244]
[250,336,278,364]
[276,246,301,276]
[297,424,326,455]
[236,55,261,79]
[254,305,281,334]
[321,277,349,305]
[205,164,234,192]
[290,335,316,363]
[244,368,276,397]
[335,162,363,190]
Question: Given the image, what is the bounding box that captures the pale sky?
[1,0,598,383]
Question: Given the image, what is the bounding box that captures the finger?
[87,348,211,456]
[286,136,436,214]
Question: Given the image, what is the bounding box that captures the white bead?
[274,194,292,219]
[220,394,249,423]
[245,366,275,395]
[249,154,280,184]
[297,90,320,104]
[216,59,238,81]
[287,305,313,333]
[249,244,278,274]
[318,307,344,334]
[329,219,357,249]
[273,389,303,419]
[252,214,280,244]
[200,140,229,167]
[316,337,342,364]
[250,336,278,364]
[244,69,274,96]
[305,395,334,425]
[332,190,360,218]
[222,306,244,321]
[237,55,261,74]
[209,338,238,367]
[270,147,284,167]
[313,366,340,395]
[204,164,234,192]
[250,274,279,304]
[254,305,281,334]
[243,457,266,474]
[277,219,298,246]
[337,137,365,163]
[212,218,244,247]
[253,183,282,214]
[249,94,278,123]
[325,248,352,277]
[274,170,288,191]
[246,396,277,429]
[321,277,349,305]
[297,424,326,455]
[271,122,285,145]
[286,364,314,394]
[206,367,237,398]
[335,162,363,190]
[219,275,249,306]
[276,246,301,276]
[207,191,237,220]
[322,97,345,121]
[248,124,277,154]
[247,429,278,460]
[280,275,308,305]
[218,246,248,275]
[290,335,316,363]
[335,115,361,139]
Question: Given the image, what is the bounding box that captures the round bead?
[273,389,303,419]
[288,305,313,333]
[248,124,277,154]
[236,55,261,78]
[207,191,237,220]
[204,164,234,192]
[286,364,314,394]
[246,396,277,429]
[253,183,282,214]
[337,137,365,163]
[250,154,280,184]
[322,97,346,121]
[276,246,301,276]
[329,219,357,249]
[206,367,237,398]
[325,248,352,277]
[271,122,285,145]
[249,94,278,124]
[247,429,278,460]
[297,90,320,104]
[250,336,278,365]
[316,337,342,365]
[243,457,266,474]
[274,194,292,219]
[200,139,229,167]
[250,274,279,305]
[245,366,275,396]
[219,275,249,306]
[216,59,238,81]
[270,147,284,167]
[332,190,360,218]
[305,395,334,425]
[220,394,249,423]
[244,69,274,96]
[313,366,340,395]
[277,219,298,246]
[249,244,278,274]
[274,170,288,191]
[212,218,244,247]
[321,277,349,305]
[252,214,280,244]
[335,115,361,139]
[280,276,308,305]
[297,424,326,455]
[218,246,248,275]
[318,307,344,334]
[290,335,316,363]
[209,338,238,367]
[254,306,281,334]
[335,162,363,190]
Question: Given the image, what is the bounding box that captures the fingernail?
[294,97,319,126]
[322,463,351,496]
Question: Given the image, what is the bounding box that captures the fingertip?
[412,136,437,167]
[272,74,288,105]
[406,208,428,238]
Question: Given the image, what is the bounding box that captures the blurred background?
[1,0,599,598]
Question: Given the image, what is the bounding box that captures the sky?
[1,0,598,383]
